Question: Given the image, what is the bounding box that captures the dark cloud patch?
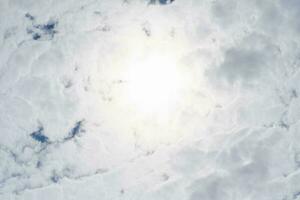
[218,48,265,82]
[207,34,279,86]
[211,0,238,28]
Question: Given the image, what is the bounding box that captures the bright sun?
[124,54,182,115]
[97,44,212,146]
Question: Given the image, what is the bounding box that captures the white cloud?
[1,0,300,199]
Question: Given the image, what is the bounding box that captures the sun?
[95,43,212,146]
[124,53,183,115]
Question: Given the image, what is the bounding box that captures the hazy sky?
[1,0,300,199]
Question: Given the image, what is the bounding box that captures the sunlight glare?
[125,54,182,115]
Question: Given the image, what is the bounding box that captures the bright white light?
[125,54,182,115]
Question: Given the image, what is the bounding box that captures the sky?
[1,0,300,199]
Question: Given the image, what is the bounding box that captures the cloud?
[1,0,300,199]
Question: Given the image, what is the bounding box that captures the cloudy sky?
[1,0,300,199]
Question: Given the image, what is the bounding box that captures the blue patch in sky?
[25,13,35,21]
[35,21,57,33]
[70,121,82,137]
[28,20,58,41]
[70,121,83,138]
[159,0,168,4]
[149,0,174,5]
[32,33,41,40]
[30,127,49,143]
[64,120,84,141]
[51,174,60,183]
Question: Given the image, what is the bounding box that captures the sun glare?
[125,54,182,115]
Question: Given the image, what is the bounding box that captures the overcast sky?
[1,0,300,199]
